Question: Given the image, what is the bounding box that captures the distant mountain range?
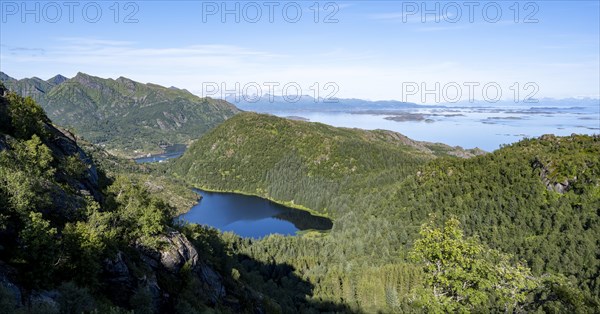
[0,72,240,157]
[226,93,600,113]
[225,94,431,112]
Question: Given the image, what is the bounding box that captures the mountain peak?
[71,72,104,87]
[47,74,68,85]
[0,71,16,82]
[116,76,132,82]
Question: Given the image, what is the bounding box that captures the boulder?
[158,231,199,273]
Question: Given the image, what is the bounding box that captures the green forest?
[1,83,599,313]
[169,112,600,313]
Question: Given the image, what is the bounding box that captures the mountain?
[0,73,54,105]
[0,72,241,157]
[226,93,431,113]
[0,72,15,82]
[47,74,68,85]
[168,112,599,312]
[1,82,339,313]
[170,112,483,216]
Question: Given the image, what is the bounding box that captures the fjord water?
[265,108,599,152]
[178,189,332,238]
[236,101,600,152]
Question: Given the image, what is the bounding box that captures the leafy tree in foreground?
[411,217,538,313]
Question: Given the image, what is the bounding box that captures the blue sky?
[1,1,599,102]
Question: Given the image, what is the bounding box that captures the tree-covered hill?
[2,80,598,312]
[168,112,599,312]
[390,134,600,303]
[0,72,240,157]
[1,83,348,313]
[170,112,483,218]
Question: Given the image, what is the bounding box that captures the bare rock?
[158,231,199,272]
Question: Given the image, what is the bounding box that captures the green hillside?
[2,81,598,312]
[170,112,483,217]
[1,84,349,313]
[0,72,240,157]
[169,112,599,312]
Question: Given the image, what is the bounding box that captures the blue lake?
[135,151,184,163]
[177,189,332,239]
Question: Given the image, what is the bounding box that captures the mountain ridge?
[0,72,241,157]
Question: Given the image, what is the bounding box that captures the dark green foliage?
[170,112,474,218]
[0,90,342,313]
[169,113,600,312]
[56,282,96,314]
[392,135,600,302]
[2,83,599,313]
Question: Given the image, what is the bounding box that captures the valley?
[2,1,599,312]
[0,81,599,313]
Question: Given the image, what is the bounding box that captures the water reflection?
[177,189,332,238]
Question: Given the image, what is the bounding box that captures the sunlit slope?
[1,72,240,156]
[170,112,482,217]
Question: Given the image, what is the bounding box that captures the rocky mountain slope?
[1,72,240,157]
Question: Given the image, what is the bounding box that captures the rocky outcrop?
[158,231,199,272]
[532,158,572,193]
[0,263,22,309]
[376,129,486,158]
[377,129,434,153]
[129,230,226,307]
[102,251,134,306]
[100,230,227,310]
[44,123,102,202]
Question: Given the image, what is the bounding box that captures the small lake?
[177,189,333,238]
[134,151,184,163]
[135,144,187,163]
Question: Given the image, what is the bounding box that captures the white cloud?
[1,37,598,103]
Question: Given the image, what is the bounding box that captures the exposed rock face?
[198,263,226,304]
[158,231,199,272]
[134,230,226,305]
[532,158,571,193]
[43,123,102,202]
[377,129,486,158]
[0,263,22,308]
[101,230,227,309]
[447,147,487,158]
[101,251,134,307]
[0,135,9,151]
[378,130,433,153]
[29,290,60,311]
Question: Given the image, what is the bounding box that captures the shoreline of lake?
[188,185,331,219]
[176,186,333,238]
